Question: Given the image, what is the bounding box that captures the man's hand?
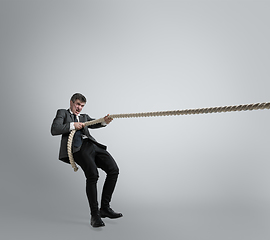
[74,122,85,130]
[104,114,113,124]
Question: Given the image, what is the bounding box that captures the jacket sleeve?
[86,114,106,129]
[51,109,71,136]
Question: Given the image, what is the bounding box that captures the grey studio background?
[0,0,270,239]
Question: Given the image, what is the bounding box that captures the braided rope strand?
[67,129,78,171]
[67,102,270,172]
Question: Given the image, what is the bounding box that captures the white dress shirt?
[69,109,106,139]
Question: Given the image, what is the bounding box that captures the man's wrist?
[101,121,107,126]
[70,122,75,131]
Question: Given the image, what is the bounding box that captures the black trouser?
[74,139,119,216]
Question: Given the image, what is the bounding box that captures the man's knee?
[86,172,99,183]
[110,165,119,176]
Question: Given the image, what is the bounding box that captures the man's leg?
[94,145,123,218]
[74,140,105,227]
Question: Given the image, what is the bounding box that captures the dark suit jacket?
[51,109,106,164]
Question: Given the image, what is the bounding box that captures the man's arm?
[51,109,71,136]
[85,114,113,129]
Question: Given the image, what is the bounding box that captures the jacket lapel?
[67,109,74,122]
[79,115,84,123]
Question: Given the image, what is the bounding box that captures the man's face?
[70,99,85,115]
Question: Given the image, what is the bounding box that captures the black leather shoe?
[91,214,105,227]
[100,207,123,219]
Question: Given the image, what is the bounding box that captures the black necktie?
[73,114,83,148]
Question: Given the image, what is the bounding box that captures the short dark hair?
[70,93,87,103]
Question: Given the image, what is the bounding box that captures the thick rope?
[68,101,270,172]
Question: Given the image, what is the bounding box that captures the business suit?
[51,109,107,162]
[51,109,119,217]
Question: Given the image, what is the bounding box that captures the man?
[51,93,122,228]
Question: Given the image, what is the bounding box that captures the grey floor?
[1,190,270,240]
